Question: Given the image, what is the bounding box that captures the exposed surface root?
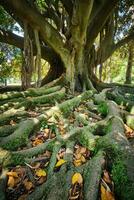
[0,86,134,200]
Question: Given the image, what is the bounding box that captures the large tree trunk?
[41,60,65,86]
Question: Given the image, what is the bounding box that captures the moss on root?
[0,118,40,150]
[112,156,134,200]
[17,88,66,109]
[98,102,108,117]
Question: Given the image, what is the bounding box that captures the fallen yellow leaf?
[55,159,66,167]
[44,128,50,134]
[81,155,86,163]
[101,184,115,200]
[72,173,83,185]
[32,138,43,146]
[73,161,82,167]
[35,169,47,177]
[7,176,15,188]
[73,158,82,167]
[7,171,18,178]
[74,153,82,160]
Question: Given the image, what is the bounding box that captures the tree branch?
[43,7,61,30]
[60,0,73,17]
[0,28,60,66]
[86,0,119,49]
[96,32,134,65]
[0,28,23,49]
[0,0,70,67]
[114,33,134,51]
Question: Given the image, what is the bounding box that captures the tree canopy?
[0,0,133,90]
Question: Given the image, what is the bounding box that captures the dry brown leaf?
[103,170,111,184]
[74,153,82,160]
[72,173,83,185]
[125,124,134,138]
[44,128,50,135]
[18,194,27,200]
[28,111,38,117]
[43,150,51,157]
[23,179,33,190]
[10,120,16,126]
[79,147,86,154]
[51,133,56,138]
[69,118,75,123]
[37,176,46,185]
[14,167,26,177]
[101,184,115,200]
[31,162,41,169]
[32,138,43,146]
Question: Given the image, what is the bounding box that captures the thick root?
[0,85,62,101]
[0,124,18,137]
[16,87,66,109]
[0,108,28,126]
[83,151,105,200]
[0,118,40,150]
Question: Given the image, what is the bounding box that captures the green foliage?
[0,6,15,29]
[0,45,22,83]
[101,43,134,84]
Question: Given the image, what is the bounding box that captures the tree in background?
[125,42,134,84]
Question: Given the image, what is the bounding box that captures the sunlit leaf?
[72,173,83,185]
[7,171,18,178]
[55,159,66,167]
[73,159,82,167]
[35,169,47,177]
[7,176,15,188]
[32,138,43,146]
[101,184,115,200]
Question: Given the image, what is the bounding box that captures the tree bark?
[21,22,34,90]
[125,44,133,84]
[34,29,41,87]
